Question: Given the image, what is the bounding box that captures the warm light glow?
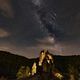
[47,54,53,63]
[54,73,63,79]
[39,51,46,66]
[32,62,37,75]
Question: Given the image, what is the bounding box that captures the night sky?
[0,0,80,58]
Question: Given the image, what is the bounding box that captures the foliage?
[16,66,31,80]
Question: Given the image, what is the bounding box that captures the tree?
[16,66,31,80]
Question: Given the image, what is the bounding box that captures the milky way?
[0,0,80,58]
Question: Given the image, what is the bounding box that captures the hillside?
[0,51,34,79]
[0,51,80,79]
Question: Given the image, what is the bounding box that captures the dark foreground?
[0,51,80,80]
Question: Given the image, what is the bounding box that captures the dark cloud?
[0,0,49,46]
[0,28,10,37]
[0,0,80,57]
[0,0,14,18]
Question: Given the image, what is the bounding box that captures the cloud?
[0,0,80,58]
[0,28,10,37]
[0,0,14,18]
[0,42,41,58]
[0,39,63,58]
[32,0,41,6]
[37,43,63,55]
[60,40,80,55]
[35,35,63,55]
[0,39,80,58]
[36,36,55,45]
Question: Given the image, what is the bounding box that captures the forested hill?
[0,51,80,79]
